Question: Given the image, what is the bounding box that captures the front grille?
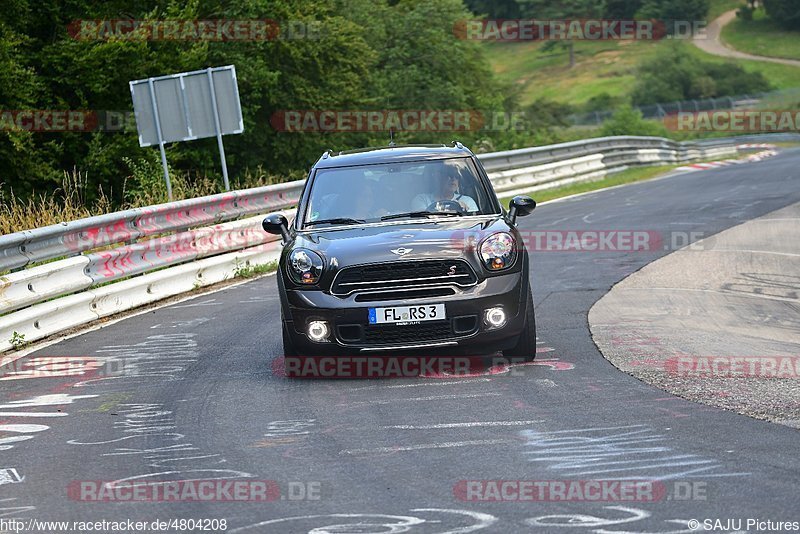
[332,260,477,296]
[354,287,455,302]
[363,321,455,345]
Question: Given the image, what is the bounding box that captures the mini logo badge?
[390,247,413,256]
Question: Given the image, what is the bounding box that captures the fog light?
[484,307,507,329]
[307,321,330,342]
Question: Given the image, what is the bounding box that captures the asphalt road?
[2,149,800,533]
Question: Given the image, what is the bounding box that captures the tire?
[281,312,298,357]
[503,285,536,362]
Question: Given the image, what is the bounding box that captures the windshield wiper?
[306,217,366,226]
[381,210,463,221]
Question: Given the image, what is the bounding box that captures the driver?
[411,164,478,212]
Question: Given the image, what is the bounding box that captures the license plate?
[368,304,446,325]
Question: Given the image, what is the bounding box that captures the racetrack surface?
[3,150,800,533]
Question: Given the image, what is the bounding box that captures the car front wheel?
[281,313,298,357]
[503,285,536,362]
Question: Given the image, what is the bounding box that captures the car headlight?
[479,232,516,271]
[288,248,324,285]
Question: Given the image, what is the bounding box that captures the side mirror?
[508,195,536,224]
[262,213,290,242]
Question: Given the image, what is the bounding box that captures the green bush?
[737,4,755,20]
[631,44,772,105]
[582,93,628,113]
[600,106,670,137]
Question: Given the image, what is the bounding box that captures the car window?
[304,158,494,225]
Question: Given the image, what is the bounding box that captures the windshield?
[302,158,494,226]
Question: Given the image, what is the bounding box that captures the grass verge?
[500,164,686,207]
[721,10,800,61]
[484,38,800,108]
[233,260,278,279]
[1,166,287,236]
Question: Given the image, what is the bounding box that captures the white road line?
[383,420,544,430]
[0,412,68,417]
[0,468,23,485]
[340,438,515,455]
[341,393,500,407]
[0,424,49,433]
[169,299,220,309]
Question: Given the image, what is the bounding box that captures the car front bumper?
[282,270,529,356]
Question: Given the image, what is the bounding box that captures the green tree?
[0,0,510,204]
[631,43,771,105]
[463,0,523,18]
[517,0,606,68]
[604,0,644,18]
[639,0,710,34]
[763,0,800,29]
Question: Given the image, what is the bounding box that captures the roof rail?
[336,143,448,156]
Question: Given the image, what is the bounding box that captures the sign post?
[206,67,230,192]
[130,65,244,200]
[146,77,173,200]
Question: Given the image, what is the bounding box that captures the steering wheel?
[426,200,466,213]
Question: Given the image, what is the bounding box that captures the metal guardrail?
[568,88,800,126]
[0,180,302,273]
[1,133,796,352]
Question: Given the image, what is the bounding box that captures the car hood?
[291,215,512,269]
